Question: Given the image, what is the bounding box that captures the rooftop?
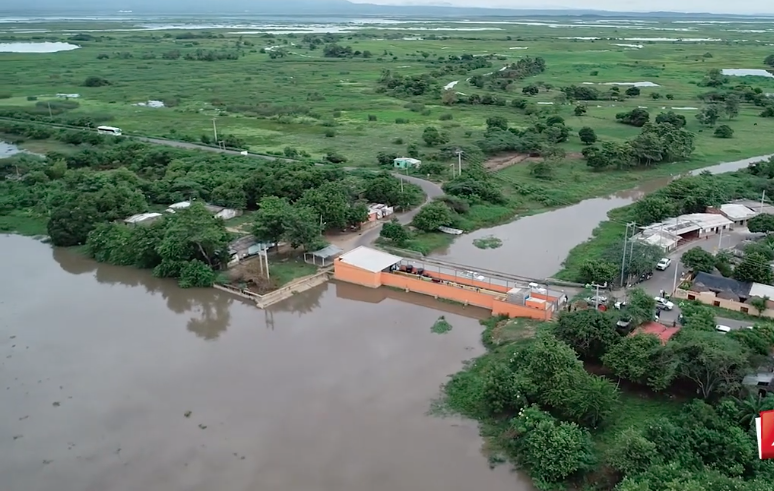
[629,322,681,345]
[124,212,162,223]
[338,246,402,273]
[634,229,680,249]
[309,244,343,260]
[731,199,774,216]
[719,203,758,221]
[742,372,774,387]
[692,271,752,298]
[750,282,774,300]
[642,213,732,235]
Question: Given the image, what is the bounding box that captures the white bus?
[97,125,122,136]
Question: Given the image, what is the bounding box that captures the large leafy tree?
[411,200,454,232]
[510,406,596,487]
[602,333,679,391]
[672,330,750,399]
[282,204,323,250]
[555,309,620,360]
[681,247,716,273]
[748,213,774,233]
[733,252,773,284]
[252,196,291,245]
[156,202,230,268]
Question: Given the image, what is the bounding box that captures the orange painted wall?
[423,270,511,293]
[333,261,382,288]
[380,272,553,320]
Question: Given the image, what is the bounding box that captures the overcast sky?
[348,0,772,15]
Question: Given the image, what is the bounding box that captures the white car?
[586,295,608,305]
[715,325,732,333]
[656,258,672,271]
[460,271,485,281]
[654,297,674,310]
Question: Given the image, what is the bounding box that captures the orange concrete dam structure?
[333,246,560,320]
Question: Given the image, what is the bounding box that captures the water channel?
[0,235,534,491]
[430,154,774,279]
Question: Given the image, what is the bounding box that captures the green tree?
[714,125,734,138]
[616,108,650,127]
[481,362,524,414]
[376,151,398,167]
[555,309,620,360]
[210,179,247,210]
[766,54,774,67]
[681,246,717,273]
[380,219,410,246]
[606,428,660,476]
[563,372,620,428]
[574,104,587,116]
[47,199,100,247]
[578,126,597,145]
[156,202,230,268]
[511,406,596,486]
[178,259,216,288]
[298,182,350,230]
[282,204,323,250]
[655,111,687,128]
[733,252,773,284]
[345,203,369,228]
[724,94,740,119]
[625,86,641,97]
[747,213,774,233]
[578,259,618,285]
[696,105,720,126]
[411,200,454,232]
[602,333,679,391]
[672,329,750,399]
[422,126,448,146]
[629,131,664,165]
[485,116,508,131]
[252,196,291,245]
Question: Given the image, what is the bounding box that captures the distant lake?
[0,42,80,53]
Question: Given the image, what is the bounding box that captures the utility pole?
[762,190,766,210]
[211,118,218,144]
[717,226,724,252]
[455,149,463,176]
[620,222,636,287]
[672,257,680,295]
[47,102,53,118]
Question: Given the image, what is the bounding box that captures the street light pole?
[672,257,680,295]
[211,118,218,144]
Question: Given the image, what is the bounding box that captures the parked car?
[715,325,732,333]
[585,295,608,305]
[460,271,485,281]
[614,301,626,310]
[656,257,672,271]
[654,296,674,310]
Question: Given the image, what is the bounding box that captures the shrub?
[714,125,734,138]
[83,76,111,87]
[395,118,409,124]
[439,113,454,121]
[324,129,336,138]
[26,96,37,101]
[367,114,377,121]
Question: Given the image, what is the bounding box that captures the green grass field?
[2,19,774,167]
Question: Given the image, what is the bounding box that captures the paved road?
[619,227,761,327]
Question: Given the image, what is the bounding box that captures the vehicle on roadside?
[614,301,626,310]
[654,296,674,310]
[656,258,672,271]
[459,271,485,281]
[585,295,608,305]
[97,125,122,136]
[715,325,732,333]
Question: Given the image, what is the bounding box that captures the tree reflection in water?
[51,245,235,340]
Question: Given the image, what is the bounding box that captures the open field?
[2,18,774,166]
[3,17,774,255]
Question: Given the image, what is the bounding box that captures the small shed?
[393,157,421,169]
[304,244,343,266]
[124,212,162,226]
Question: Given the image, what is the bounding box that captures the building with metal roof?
[124,212,162,225]
[718,203,758,224]
[304,244,343,266]
[730,199,774,216]
[337,246,402,273]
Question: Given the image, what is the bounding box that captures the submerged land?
[3,12,774,491]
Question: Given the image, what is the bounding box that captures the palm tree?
[737,393,774,428]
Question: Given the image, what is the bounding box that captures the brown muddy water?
[431,154,774,279]
[0,235,534,491]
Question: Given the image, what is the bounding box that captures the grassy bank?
[0,210,48,237]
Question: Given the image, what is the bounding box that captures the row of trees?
[445,300,774,490]
[583,120,695,170]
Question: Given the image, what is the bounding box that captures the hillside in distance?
[0,0,769,18]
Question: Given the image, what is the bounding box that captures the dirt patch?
[483,152,584,172]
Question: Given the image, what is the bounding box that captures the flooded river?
[0,235,534,491]
[432,154,774,279]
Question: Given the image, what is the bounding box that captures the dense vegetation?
[443,301,774,490]
[0,123,422,287]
